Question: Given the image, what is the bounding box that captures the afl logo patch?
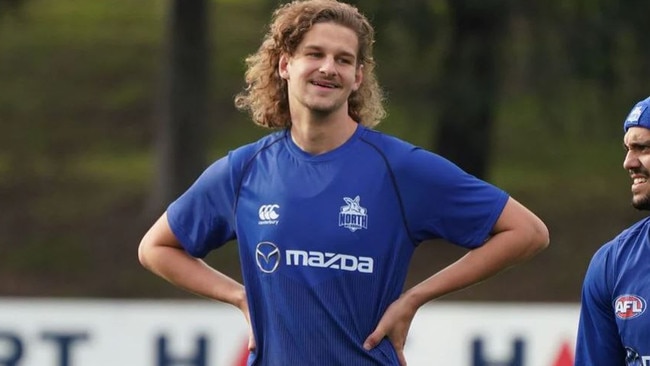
[614,294,646,319]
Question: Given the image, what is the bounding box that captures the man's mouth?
[632,175,648,190]
[311,80,337,88]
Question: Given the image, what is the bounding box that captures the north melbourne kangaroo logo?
[339,196,368,232]
[258,204,280,225]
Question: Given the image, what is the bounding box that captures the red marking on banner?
[552,341,574,366]
[233,339,249,366]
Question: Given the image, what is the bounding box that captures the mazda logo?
[255,242,280,273]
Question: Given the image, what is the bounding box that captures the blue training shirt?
[576,216,650,365]
[167,125,509,366]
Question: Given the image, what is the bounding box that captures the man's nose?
[624,150,640,170]
[318,57,337,75]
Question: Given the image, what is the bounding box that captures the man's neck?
[289,112,358,155]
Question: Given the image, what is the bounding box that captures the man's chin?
[632,196,650,211]
[310,105,338,115]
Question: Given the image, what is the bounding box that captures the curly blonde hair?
[234,0,386,129]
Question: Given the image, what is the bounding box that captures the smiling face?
[624,127,650,210]
[278,22,363,120]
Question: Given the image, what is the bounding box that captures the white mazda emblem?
[255,242,280,273]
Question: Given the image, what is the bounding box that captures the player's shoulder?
[359,127,416,151]
[583,217,650,302]
[359,127,458,172]
[228,130,286,167]
[614,216,650,246]
[358,127,430,165]
[593,216,650,261]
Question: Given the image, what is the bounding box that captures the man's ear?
[278,54,290,80]
[352,63,363,92]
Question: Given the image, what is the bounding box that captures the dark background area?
[1,0,649,303]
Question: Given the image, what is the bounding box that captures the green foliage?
[0,0,647,299]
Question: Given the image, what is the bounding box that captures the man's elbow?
[138,236,156,271]
[529,220,550,254]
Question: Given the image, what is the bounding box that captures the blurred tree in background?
[0,0,24,19]
[435,0,506,178]
[0,0,649,301]
[353,0,505,178]
[152,0,210,213]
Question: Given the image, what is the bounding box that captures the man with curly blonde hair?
[234,0,385,129]
[139,1,549,365]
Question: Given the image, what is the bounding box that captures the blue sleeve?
[396,148,508,247]
[575,243,625,365]
[166,155,237,258]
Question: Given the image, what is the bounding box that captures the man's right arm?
[138,212,247,310]
[138,212,255,350]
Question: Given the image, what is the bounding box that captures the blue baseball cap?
[624,96,650,132]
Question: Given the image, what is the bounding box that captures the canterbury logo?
[258,204,280,225]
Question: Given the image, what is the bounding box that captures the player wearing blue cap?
[576,96,650,365]
[138,1,550,365]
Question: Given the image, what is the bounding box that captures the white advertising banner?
[0,298,579,366]
[407,303,579,366]
[0,299,249,366]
